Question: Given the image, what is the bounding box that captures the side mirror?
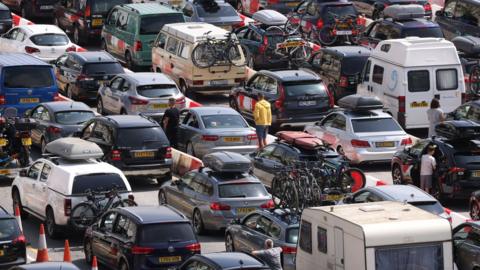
[19,169,27,177]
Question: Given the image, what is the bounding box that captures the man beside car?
[252,239,283,270]
[420,144,437,194]
[253,93,272,148]
[162,98,180,148]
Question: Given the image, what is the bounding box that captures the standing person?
[427,98,445,137]
[253,93,272,148]
[252,239,283,270]
[420,144,437,194]
[162,98,179,149]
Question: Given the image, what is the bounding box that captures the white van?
[151,23,246,98]
[296,201,453,270]
[357,37,464,129]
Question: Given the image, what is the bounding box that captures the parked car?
[102,3,185,71]
[0,53,59,115]
[9,262,80,270]
[11,137,133,238]
[97,72,186,123]
[84,206,201,270]
[225,208,299,270]
[178,252,270,270]
[230,69,333,131]
[435,0,480,41]
[0,3,12,34]
[26,101,95,152]
[53,51,125,100]
[159,151,273,234]
[182,0,242,31]
[53,0,131,45]
[352,0,431,19]
[448,100,480,123]
[235,0,299,16]
[78,115,172,183]
[0,206,26,268]
[453,221,480,270]
[177,107,257,158]
[1,0,58,19]
[309,46,371,101]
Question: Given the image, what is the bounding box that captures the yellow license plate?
[153,104,168,109]
[282,41,304,48]
[0,138,7,147]
[337,23,349,28]
[0,250,4,256]
[326,194,343,201]
[0,169,9,175]
[376,141,394,147]
[224,137,241,142]
[92,18,103,27]
[133,151,155,158]
[237,207,255,214]
[286,2,299,6]
[21,138,32,146]
[20,98,39,103]
[474,171,480,177]
[159,256,182,263]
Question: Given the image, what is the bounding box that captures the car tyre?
[158,190,167,205]
[471,202,480,220]
[225,233,235,252]
[46,208,61,239]
[12,190,28,219]
[121,109,127,115]
[193,209,206,235]
[186,142,195,156]
[84,239,93,265]
[392,164,403,185]
[97,98,105,115]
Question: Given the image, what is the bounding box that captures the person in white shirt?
[420,145,437,193]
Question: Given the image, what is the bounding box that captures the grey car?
[158,167,273,234]
[453,221,480,270]
[182,0,242,31]
[225,208,299,270]
[178,107,258,158]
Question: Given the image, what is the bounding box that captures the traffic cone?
[63,239,71,262]
[35,224,49,262]
[91,256,98,270]
[14,205,22,233]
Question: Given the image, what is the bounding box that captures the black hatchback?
[0,3,11,34]
[0,206,26,268]
[84,206,201,270]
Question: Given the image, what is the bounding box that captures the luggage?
[338,95,383,111]
[45,137,104,159]
[384,4,425,20]
[202,151,251,173]
[452,36,480,56]
[435,120,480,140]
[276,131,324,150]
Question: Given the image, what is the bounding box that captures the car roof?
[119,206,188,224]
[200,252,267,268]
[189,106,239,116]
[0,53,52,67]
[368,185,437,202]
[321,46,371,58]
[42,101,92,112]
[12,262,80,270]
[259,69,320,82]
[123,72,175,86]
[103,115,159,128]
[0,2,9,10]
[70,51,118,63]
[120,3,181,15]
[383,18,440,28]
[18,24,66,35]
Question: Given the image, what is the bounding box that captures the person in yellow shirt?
[253,93,272,148]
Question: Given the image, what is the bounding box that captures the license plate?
[210,80,228,86]
[325,194,343,201]
[0,169,9,175]
[237,207,255,214]
[375,141,394,147]
[40,5,53,9]
[92,18,103,27]
[159,256,182,263]
[20,98,39,104]
[152,103,168,109]
[277,40,304,48]
[21,138,32,146]
[224,137,241,142]
[299,100,316,106]
[0,138,6,147]
[473,171,480,178]
[286,2,299,6]
[133,151,155,158]
[335,30,352,35]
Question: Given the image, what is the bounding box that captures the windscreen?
[403,27,444,38]
[72,173,127,195]
[140,14,185,35]
[283,81,328,97]
[323,5,357,21]
[196,4,238,18]
[286,227,299,244]
[55,111,95,125]
[116,127,167,147]
[351,118,403,133]
[137,84,180,98]
[30,34,69,46]
[3,66,54,88]
[0,10,11,19]
[139,223,195,244]
[84,63,124,75]
[450,140,480,167]
[0,219,20,241]
[409,201,445,215]
[375,243,443,270]
[341,57,369,75]
[218,183,268,198]
[201,114,248,129]
[91,0,129,13]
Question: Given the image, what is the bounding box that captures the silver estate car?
[178,107,258,158]
[97,72,186,123]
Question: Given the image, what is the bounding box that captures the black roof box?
[435,120,480,140]
[337,95,383,111]
[452,36,480,56]
[202,151,251,173]
[384,4,425,20]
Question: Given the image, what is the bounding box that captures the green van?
[101,3,185,71]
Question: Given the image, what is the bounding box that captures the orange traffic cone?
[14,205,22,233]
[35,224,49,262]
[63,239,71,262]
[91,256,98,270]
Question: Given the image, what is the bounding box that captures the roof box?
[44,138,104,160]
[338,95,383,110]
[435,120,480,140]
[452,36,480,56]
[202,151,251,173]
[252,10,287,26]
[384,4,425,20]
[276,131,324,150]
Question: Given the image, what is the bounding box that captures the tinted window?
[3,66,54,88]
[409,201,445,215]
[402,27,443,38]
[137,84,180,98]
[372,65,384,85]
[286,227,299,244]
[218,183,269,198]
[342,57,369,75]
[196,3,238,17]
[30,34,69,46]
[0,219,20,241]
[91,0,129,13]
[201,114,248,129]
[71,173,127,194]
[84,63,124,75]
[139,223,196,244]
[351,118,403,133]
[116,127,167,147]
[436,69,458,90]
[408,70,430,92]
[140,14,185,35]
[0,10,11,19]
[299,220,312,253]
[323,5,357,21]
[283,81,328,97]
[55,111,95,125]
[317,226,327,253]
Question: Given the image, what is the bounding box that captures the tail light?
[424,3,432,11]
[398,96,405,113]
[176,97,186,105]
[85,5,91,17]
[132,246,154,255]
[47,126,62,134]
[267,0,279,4]
[0,95,5,105]
[247,134,258,140]
[351,139,370,148]
[339,76,348,88]
[66,45,76,52]
[129,96,149,105]
[165,146,172,158]
[134,40,143,52]
[449,167,465,175]
[259,36,268,54]
[193,80,204,86]
[186,243,201,252]
[210,202,231,211]
[202,135,219,141]
[325,83,334,108]
[77,74,94,81]
[111,150,121,161]
[25,46,40,54]
[128,194,135,201]
[401,137,412,146]
[316,19,324,29]
[64,198,71,216]
[356,16,366,26]
[442,207,452,223]
[12,235,26,245]
[282,246,297,254]
[274,84,285,112]
[260,199,275,209]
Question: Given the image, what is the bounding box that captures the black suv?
[0,206,26,268]
[79,115,172,183]
[1,0,58,19]
[84,206,201,270]
[0,2,11,34]
[229,69,333,131]
[54,51,124,101]
[53,0,130,45]
[435,0,480,40]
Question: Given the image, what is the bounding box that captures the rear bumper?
[195,145,258,158]
[346,148,398,164]
[119,162,172,177]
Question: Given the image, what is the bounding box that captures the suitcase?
[202,151,252,173]
[337,95,383,111]
[452,36,480,56]
[276,131,324,150]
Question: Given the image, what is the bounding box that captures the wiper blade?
[228,194,247,198]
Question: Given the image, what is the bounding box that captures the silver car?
[178,107,258,158]
[158,168,273,234]
[97,72,186,123]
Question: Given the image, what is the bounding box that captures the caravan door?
[404,69,434,129]
[434,67,463,115]
[334,227,345,270]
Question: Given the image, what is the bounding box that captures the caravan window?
[436,69,458,90]
[299,220,312,254]
[408,70,430,92]
[372,65,384,85]
[317,226,327,253]
[375,243,443,270]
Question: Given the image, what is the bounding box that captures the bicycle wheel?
[283,182,300,213]
[339,168,366,193]
[70,202,97,231]
[227,43,249,67]
[470,65,480,94]
[291,45,313,68]
[284,18,300,35]
[191,42,216,68]
[317,26,337,46]
[112,199,138,208]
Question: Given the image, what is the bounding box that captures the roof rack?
[383,4,425,21]
[44,138,104,160]
[337,95,383,111]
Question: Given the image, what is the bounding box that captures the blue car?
[0,53,58,115]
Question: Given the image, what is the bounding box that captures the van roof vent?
[359,205,385,212]
[187,25,205,29]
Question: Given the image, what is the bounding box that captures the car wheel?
[125,52,136,71]
[229,97,239,111]
[12,190,28,219]
[392,164,403,185]
[192,209,205,235]
[119,260,129,270]
[46,208,61,239]
[471,202,480,220]
[225,233,235,252]
[84,240,93,264]
[41,138,47,154]
[158,190,167,205]
[97,98,105,115]
[186,142,195,156]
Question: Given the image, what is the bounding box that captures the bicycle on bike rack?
[311,13,362,46]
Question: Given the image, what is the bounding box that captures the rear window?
[116,127,167,147]
[196,4,238,18]
[55,111,95,125]
[139,223,196,244]
[283,81,328,97]
[0,219,20,241]
[201,114,248,129]
[286,227,299,244]
[0,10,11,19]
[84,63,124,75]
[409,201,445,215]
[72,173,127,195]
[91,0,129,13]
[140,14,185,35]
[323,5,357,20]
[3,66,54,88]
[351,118,403,133]
[402,27,444,38]
[137,84,180,98]
[341,57,369,75]
[218,183,269,198]
[30,34,69,46]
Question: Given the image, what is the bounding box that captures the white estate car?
[0,24,75,62]
[11,138,132,239]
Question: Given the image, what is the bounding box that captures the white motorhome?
[296,201,453,270]
[357,37,464,129]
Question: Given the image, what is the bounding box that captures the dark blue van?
[0,53,58,114]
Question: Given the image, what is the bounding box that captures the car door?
[21,161,44,211]
[243,215,273,252]
[308,113,339,146]
[255,145,284,188]
[103,8,120,55]
[434,67,463,117]
[176,110,191,150]
[62,55,82,95]
[358,22,381,48]
[109,214,135,268]
[86,121,114,156]
[236,75,263,118]
[236,213,261,251]
[92,211,117,265]
[178,112,201,153]
[184,174,213,218]
[402,140,430,184]
[164,172,196,214]
[102,77,125,114]
[165,36,182,80]
[110,79,130,115]
[152,32,168,73]
[0,28,19,52]
[29,106,47,145]
[450,103,471,120]
[453,224,480,270]
[54,54,69,92]
[30,162,52,216]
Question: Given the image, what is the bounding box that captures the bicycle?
[263,26,313,68]
[312,13,361,46]
[69,186,137,231]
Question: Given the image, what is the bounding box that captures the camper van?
[357,37,464,129]
[296,201,453,270]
